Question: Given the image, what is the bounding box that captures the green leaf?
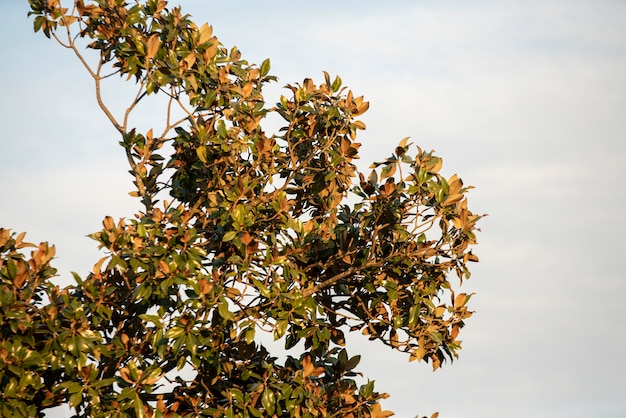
[218,296,234,321]
[332,75,342,92]
[222,231,237,242]
[260,58,271,76]
[251,278,271,298]
[345,354,361,371]
[217,120,228,138]
[261,388,276,415]
[69,389,83,408]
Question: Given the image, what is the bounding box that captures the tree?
[1,0,482,416]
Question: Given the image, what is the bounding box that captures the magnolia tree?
[0,0,483,416]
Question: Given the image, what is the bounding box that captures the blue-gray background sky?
[1,1,625,417]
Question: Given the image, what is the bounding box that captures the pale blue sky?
[1,1,625,417]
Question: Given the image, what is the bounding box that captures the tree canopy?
[1,0,483,416]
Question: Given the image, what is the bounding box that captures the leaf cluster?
[4,0,483,416]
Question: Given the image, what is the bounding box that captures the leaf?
[242,82,253,98]
[353,120,366,130]
[454,293,467,307]
[465,252,479,262]
[183,52,196,68]
[261,388,276,415]
[331,75,342,91]
[196,145,208,163]
[345,355,361,371]
[198,23,213,44]
[301,355,314,377]
[158,260,170,274]
[103,216,115,230]
[430,157,443,173]
[367,170,378,186]
[370,402,394,418]
[92,256,108,275]
[222,231,237,242]
[119,367,134,384]
[442,193,463,206]
[58,15,77,27]
[409,346,427,362]
[380,164,396,179]
[69,389,83,408]
[218,297,234,321]
[353,96,369,115]
[146,34,160,60]
[260,58,271,76]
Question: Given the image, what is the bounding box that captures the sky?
[1,1,625,417]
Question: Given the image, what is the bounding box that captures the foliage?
[2,0,481,416]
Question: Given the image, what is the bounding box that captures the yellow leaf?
[341,393,356,405]
[196,146,207,163]
[370,402,395,418]
[465,252,479,262]
[242,82,253,98]
[442,193,463,206]
[159,260,170,274]
[58,15,77,26]
[184,52,196,68]
[103,216,115,230]
[430,157,443,173]
[353,96,369,115]
[146,34,160,60]
[93,256,108,275]
[353,120,366,130]
[341,137,351,154]
[409,346,426,362]
[454,293,467,307]
[448,174,463,195]
[199,23,213,45]
[0,228,9,247]
[15,231,27,247]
